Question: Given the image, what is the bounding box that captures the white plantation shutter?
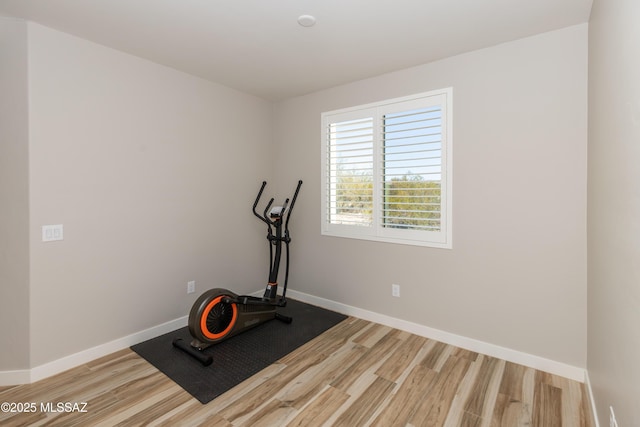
[381,106,442,231]
[327,116,374,227]
[321,89,452,248]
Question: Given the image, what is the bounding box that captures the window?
[321,88,452,248]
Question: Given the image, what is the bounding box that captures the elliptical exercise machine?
[173,180,303,365]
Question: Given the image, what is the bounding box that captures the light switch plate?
[42,224,63,242]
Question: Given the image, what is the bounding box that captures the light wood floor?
[0,317,595,426]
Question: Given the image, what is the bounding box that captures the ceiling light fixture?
[297,14,316,28]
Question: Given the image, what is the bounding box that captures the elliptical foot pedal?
[275,312,293,324]
[172,338,213,366]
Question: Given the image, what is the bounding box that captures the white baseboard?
[0,369,31,386]
[1,289,587,386]
[0,316,187,386]
[286,289,587,383]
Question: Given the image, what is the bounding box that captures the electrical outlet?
[187,280,196,294]
[610,406,618,427]
[392,284,400,297]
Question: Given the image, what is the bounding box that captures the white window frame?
[321,88,453,248]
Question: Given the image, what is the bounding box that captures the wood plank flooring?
[0,317,595,426]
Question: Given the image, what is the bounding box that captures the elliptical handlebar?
[252,180,303,229]
[253,181,269,224]
[263,198,275,223]
[285,180,303,230]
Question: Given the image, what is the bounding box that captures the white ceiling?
[0,0,593,101]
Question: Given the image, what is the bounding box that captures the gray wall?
[588,1,640,426]
[274,24,588,368]
[0,18,30,371]
[24,22,274,367]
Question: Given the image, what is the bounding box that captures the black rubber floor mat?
[131,299,347,404]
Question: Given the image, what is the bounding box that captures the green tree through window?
[383,176,441,230]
